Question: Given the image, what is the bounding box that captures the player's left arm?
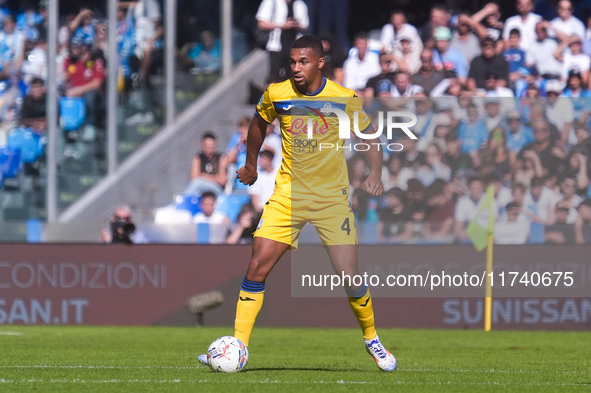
[362,130,384,197]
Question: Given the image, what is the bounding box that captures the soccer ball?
[207,336,249,373]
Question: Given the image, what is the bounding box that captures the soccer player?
[198,35,397,371]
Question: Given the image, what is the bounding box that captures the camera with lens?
[111,216,136,243]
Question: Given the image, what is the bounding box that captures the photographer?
[101,205,148,244]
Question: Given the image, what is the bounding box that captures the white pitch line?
[0,379,583,386]
[0,365,199,370]
[0,332,23,336]
[0,365,585,375]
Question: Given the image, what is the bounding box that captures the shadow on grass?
[243,366,353,372]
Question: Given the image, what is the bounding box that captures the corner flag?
[466,185,495,251]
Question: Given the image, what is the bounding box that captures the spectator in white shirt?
[454,177,487,241]
[248,150,277,212]
[389,71,424,97]
[256,0,309,83]
[380,10,422,56]
[193,191,230,224]
[526,176,559,224]
[526,21,563,80]
[555,175,583,223]
[554,35,590,84]
[502,0,542,51]
[545,79,575,147]
[494,201,530,244]
[343,32,380,95]
[549,0,585,42]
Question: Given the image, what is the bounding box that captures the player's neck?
[297,76,326,95]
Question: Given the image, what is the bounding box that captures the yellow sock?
[348,288,377,340]
[234,289,264,346]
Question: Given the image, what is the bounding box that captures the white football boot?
[365,335,397,371]
[197,354,209,365]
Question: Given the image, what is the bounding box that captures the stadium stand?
[0,0,589,245]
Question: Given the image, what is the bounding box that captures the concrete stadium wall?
[0,244,589,330]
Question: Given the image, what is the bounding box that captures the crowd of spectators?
[1,0,591,244]
[246,0,591,245]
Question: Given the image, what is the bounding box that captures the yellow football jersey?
[256,77,371,200]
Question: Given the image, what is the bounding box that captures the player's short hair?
[291,35,324,58]
[201,191,216,201]
[201,131,216,141]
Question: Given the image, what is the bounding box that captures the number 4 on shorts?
[341,217,351,235]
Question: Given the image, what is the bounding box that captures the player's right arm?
[236,115,268,186]
[237,88,277,186]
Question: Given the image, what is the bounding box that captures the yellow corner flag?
[466,185,495,251]
[466,184,496,332]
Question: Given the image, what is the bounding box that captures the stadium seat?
[216,193,251,222]
[528,222,545,244]
[0,147,22,188]
[59,97,86,131]
[175,194,202,216]
[7,128,45,163]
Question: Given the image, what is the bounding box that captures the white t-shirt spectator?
[21,46,47,84]
[496,186,513,211]
[561,52,590,80]
[494,221,530,244]
[256,0,309,52]
[248,169,277,211]
[526,38,563,76]
[380,23,422,54]
[546,98,575,144]
[524,187,559,223]
[262,131,282,171]
[503,12,542,51]
[553,193,583,223]
[550,15,585,40]
[133,0,161,51]
[193,211,229,224]
[455,194,500,223]
[390,83,424,97]
[343,50,381,91]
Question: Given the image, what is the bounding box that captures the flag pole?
[484,232,494,332]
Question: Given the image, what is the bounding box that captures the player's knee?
[245,257,270,281]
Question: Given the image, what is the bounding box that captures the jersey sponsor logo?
[360,297,370,307]
[288,117,328,136]
[239,296,256,301]
[293,138,318,153]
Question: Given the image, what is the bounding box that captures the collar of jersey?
[300,76,326,96]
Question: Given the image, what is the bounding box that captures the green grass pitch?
[0,326,589,392]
